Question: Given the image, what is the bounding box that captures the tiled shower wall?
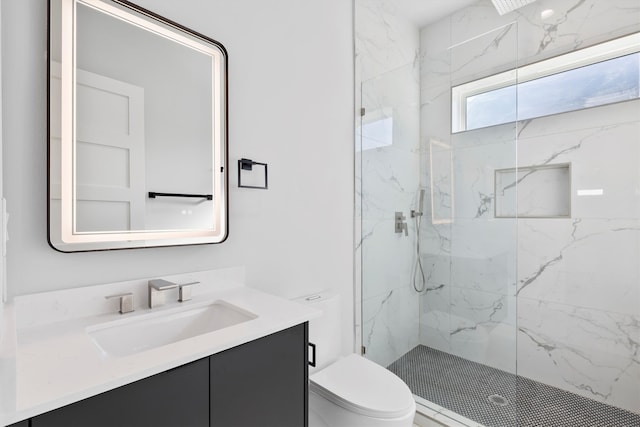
[355,0,422,367]
[419,0,640,414]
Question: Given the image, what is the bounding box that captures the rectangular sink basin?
[87,300,257,357]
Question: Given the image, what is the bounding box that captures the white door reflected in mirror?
[48,0,228,251]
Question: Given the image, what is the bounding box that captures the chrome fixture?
[148,279,178,309]
[411,189,425,219]
[178,281,200,302]
[149,279,200,307]
[395,212,408,236]
[105,292,134,314]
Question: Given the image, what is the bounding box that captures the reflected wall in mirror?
[48,0,228,252]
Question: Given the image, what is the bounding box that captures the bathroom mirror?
[48,0,228,252]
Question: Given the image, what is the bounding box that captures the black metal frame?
[238,158,268,189]
[46,0,229,252]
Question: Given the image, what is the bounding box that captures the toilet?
[298,292,416,427]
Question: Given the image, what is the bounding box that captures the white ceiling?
[392,0,481,28]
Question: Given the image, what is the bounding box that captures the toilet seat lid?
[309,354,414,419]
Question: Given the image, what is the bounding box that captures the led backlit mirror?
[48,0,228,252]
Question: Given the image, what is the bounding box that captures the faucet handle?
[178,281,199,302]
[106,292,134,314]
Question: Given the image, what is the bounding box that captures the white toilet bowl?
[309,354,416,427]
[297,292,415,427]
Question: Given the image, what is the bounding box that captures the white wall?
[0,1,4,338]
[2,0,354,353]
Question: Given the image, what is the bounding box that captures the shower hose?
[413,190,426,293]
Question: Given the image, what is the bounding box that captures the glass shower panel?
[357,0,640,424]
[514,37,640,427]
[359,62,421,368]
[415,22,520,425]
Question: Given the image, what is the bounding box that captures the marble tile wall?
[355,0,639,413]
[355,0,422,368]
[419,0,640,414]
[515,103,640,412]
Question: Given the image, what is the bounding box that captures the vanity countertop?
[0,267,321,426]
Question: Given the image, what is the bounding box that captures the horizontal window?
[360,108,394,151]
[452,32,640,133]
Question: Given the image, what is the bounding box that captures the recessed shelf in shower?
[494,163,571,218]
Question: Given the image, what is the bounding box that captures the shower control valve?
[395,212,408,236]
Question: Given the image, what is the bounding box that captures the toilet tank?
[295,292,341,373]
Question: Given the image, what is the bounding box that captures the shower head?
[490,0,537,15]
[419,189,425,213]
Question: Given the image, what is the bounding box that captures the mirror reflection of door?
[50,63,145,233]
[76,69,145,233]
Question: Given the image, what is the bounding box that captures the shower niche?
[495,163,571,218]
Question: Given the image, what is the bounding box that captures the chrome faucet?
[148,279,178,309]
[148,279,200,308]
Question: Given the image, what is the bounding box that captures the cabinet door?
[32,357,209,427]
[210,323,308,427]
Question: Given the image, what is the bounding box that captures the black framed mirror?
[48,0,228,252]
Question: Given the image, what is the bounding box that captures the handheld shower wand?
[411,189,425,218]
[412,189,426,293]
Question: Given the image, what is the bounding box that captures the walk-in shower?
[356,0,640,426]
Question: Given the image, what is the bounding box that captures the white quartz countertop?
[0,268,321,426]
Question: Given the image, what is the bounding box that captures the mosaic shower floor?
[388,345,640,427]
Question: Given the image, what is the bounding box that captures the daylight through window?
[452,32,640,133]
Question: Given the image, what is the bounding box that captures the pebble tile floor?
[388,345,640,427]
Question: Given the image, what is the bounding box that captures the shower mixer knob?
[395,212,408,236]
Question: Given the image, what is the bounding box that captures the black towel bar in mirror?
[148,192,213,200]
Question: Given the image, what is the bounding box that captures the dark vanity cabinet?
[210,322,308,426]
[32,358,209,427]
[28,324,308,427]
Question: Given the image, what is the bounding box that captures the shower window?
[360,114,394,151]
[452,32,640,132]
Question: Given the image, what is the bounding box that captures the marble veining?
[517,299,640,409]
[475,192,493,218]
[529,0,589,55]
[358,0,640,415]
[450,24,515,77]
[450,295,505,337]
[518,221,640,296]
[517,254,563,296]
[364,290,394,349]
[425,284,445,294]
[416,0,640,415]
